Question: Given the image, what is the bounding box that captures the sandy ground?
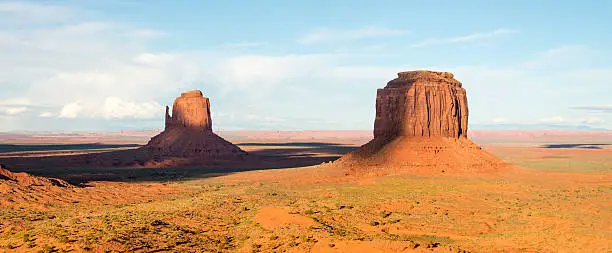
[0,130,611,252]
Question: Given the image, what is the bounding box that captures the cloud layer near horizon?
[0,1,611,131]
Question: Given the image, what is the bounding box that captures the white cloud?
[0,98,31,116]
[39,112,54,118]
[0,2,73,23]
[214,54,331,93]
[127,29,166,39]
[0,11,208,123]
[0,97,30,106]
[3,107,28,115]
[298,26,407,44]
[410,28,519,48]
[132,52,179,66]
[0,2,610,131]
[102,97,163,119]
[59,101,82,118]
[59,21,112,34]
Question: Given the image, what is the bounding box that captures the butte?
[336,70,504,174]
[143,90,247,160]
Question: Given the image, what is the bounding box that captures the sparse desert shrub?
[150,219,169,226]
[299,235,317,243]
[38,245,54,253]
[380,210,392,218]
[56,234,70,243]
[408,241,420,249]
[251,243,262,252]
[425,241,440,248]
[22,233,31,242]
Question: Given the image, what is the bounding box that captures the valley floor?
[1,131,611,252]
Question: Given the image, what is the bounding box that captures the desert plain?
[0,129,611,253]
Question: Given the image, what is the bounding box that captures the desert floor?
[0,130,611,253]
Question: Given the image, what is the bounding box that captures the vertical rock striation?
[336,70,503,173]
[165,90,213,132]
[374,70,468,139]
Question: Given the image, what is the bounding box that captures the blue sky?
[0,0,611,131]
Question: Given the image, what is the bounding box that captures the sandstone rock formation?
[144,90,246,158]
[374,71,468,139]
[165,90,213,131]
[337,70,503,173]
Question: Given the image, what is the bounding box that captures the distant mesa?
[144,90,247,158]
[336,70,504,173]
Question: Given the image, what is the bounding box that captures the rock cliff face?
[374,70,468,139]
[165,90,213,132]
[144,90,246,158]
[336,70,503,174]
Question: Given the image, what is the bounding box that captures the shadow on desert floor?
[0,143,141,153]
[237,142,358,157]
[0,142,360,185]
[540,143,611,149]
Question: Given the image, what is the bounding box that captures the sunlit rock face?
[373,70,469,139]
[336,70,504,174]
[165,90,213,132]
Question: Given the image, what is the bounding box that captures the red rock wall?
[373,71,469,139]
[149,90,246,158]
[165,90,213,132]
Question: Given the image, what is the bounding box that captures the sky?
[0,0,611,132]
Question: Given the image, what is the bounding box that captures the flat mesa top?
[180,90,204,97]
[386,70,463,88]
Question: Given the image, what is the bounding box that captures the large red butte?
[337,70,503,173]
[374,70,469,139]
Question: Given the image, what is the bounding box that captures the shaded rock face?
[0,164,71,187]
[374,70,468,139]
[165,90,213,132]
[145,90,246,158]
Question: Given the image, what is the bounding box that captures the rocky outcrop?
[374,70,468,139]
[0,164,71,187]
[165,90,213,132]
[144,90,246,158]
[336,70,504,174]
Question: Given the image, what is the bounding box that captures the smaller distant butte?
[144,90,247,159]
